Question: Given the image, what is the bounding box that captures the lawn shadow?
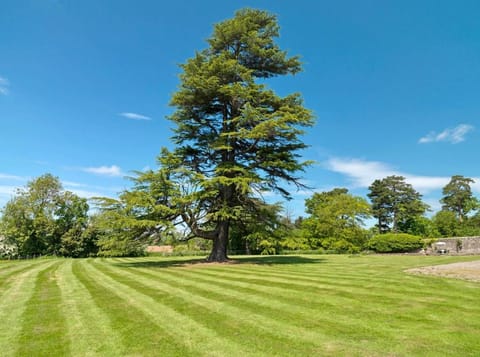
[113,255,325,269]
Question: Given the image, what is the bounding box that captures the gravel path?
[406,260,480,282]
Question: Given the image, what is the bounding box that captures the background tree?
[398,216,438,238]
[440,175,478,222]
[0,174,90,257]
[138,9,313,262]
[432,210,460,237]
[92,180,172,257]
[228,201,286,255]
[302,188,371,253]
[368,175,428,233]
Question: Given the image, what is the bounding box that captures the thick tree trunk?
[206,220,229,262]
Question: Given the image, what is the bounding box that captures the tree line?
[1,172,478,258]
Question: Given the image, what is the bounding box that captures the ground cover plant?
[1,255,480,356]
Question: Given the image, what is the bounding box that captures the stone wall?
[427,237,480,255]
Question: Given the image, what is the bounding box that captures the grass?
[0,255,480,356]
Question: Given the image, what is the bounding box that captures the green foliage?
[145,8,314,261]
[368,176,428,233]
[441,175,479,222]
[96,234,146,257]
[0,174,91,257]
[302,188,371,252]
[89,202,154,257]
[432,210,460,237]
[398,216,439,238]
[59,224,99,258]
[367,233,423,253]
[229,201,292,255]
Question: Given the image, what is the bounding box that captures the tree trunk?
[206,220,229,262]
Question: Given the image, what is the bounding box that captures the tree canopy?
[134,8,314,261]
[440,175,478,222]
[0,174,93,257]
[302,188,371,252]
[368,175,428,233]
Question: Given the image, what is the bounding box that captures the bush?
[367,233,423,253]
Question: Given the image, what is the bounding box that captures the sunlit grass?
[0,254,479,356]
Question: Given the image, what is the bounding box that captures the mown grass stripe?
[2,255,479,356]
[56,260,125,356]
[192,262,480,321]
[196,262,480,305]
[72,260,190,357]
[170,266,405,309]
[117,257,473,319]
[122,262,388,348]
[15,261,70,357]
[93,259,344,355]
[145,266,392,328]
[0,260,58,357]
[80,259,257,357]
[0,259,53,289]
[114,257,480,356]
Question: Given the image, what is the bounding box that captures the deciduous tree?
[302,188,371,252]
[0,174,90,256]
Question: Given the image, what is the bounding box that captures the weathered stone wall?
[428,237,480,255]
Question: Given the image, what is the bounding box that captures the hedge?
[367,233,423,253]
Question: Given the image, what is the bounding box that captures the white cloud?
[62,180,88,188]
[419,124,474,144]
[0,77,9,95]
[472,180,480,194]
[82,165,123,177]
[326,157,453,194]
[68,188,111,199]
[0,173,26,181]
[119,112,152,121]
[326,158,397,188]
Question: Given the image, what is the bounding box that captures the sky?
[1,0,479,219]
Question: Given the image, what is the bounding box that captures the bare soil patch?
[406,260,480,282]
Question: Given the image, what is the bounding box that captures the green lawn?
[1,255,479,356]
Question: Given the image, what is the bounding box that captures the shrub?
[367,233,423,253]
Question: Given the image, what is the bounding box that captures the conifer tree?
[147,9,314,261]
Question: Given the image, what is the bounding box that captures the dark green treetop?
[440,175,478,222]
[368,175,428,233]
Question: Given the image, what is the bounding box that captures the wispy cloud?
[0,173,26,181]
[0,77,9,95]
[326,157,455,194]
[81,165,123,177]
[119,112,152,121]
[68,188,112,199]
[419,124,474,144]
[326,158,396,188]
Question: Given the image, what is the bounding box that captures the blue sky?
[1,0,479,218]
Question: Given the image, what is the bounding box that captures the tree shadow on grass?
[113,255,325,269]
